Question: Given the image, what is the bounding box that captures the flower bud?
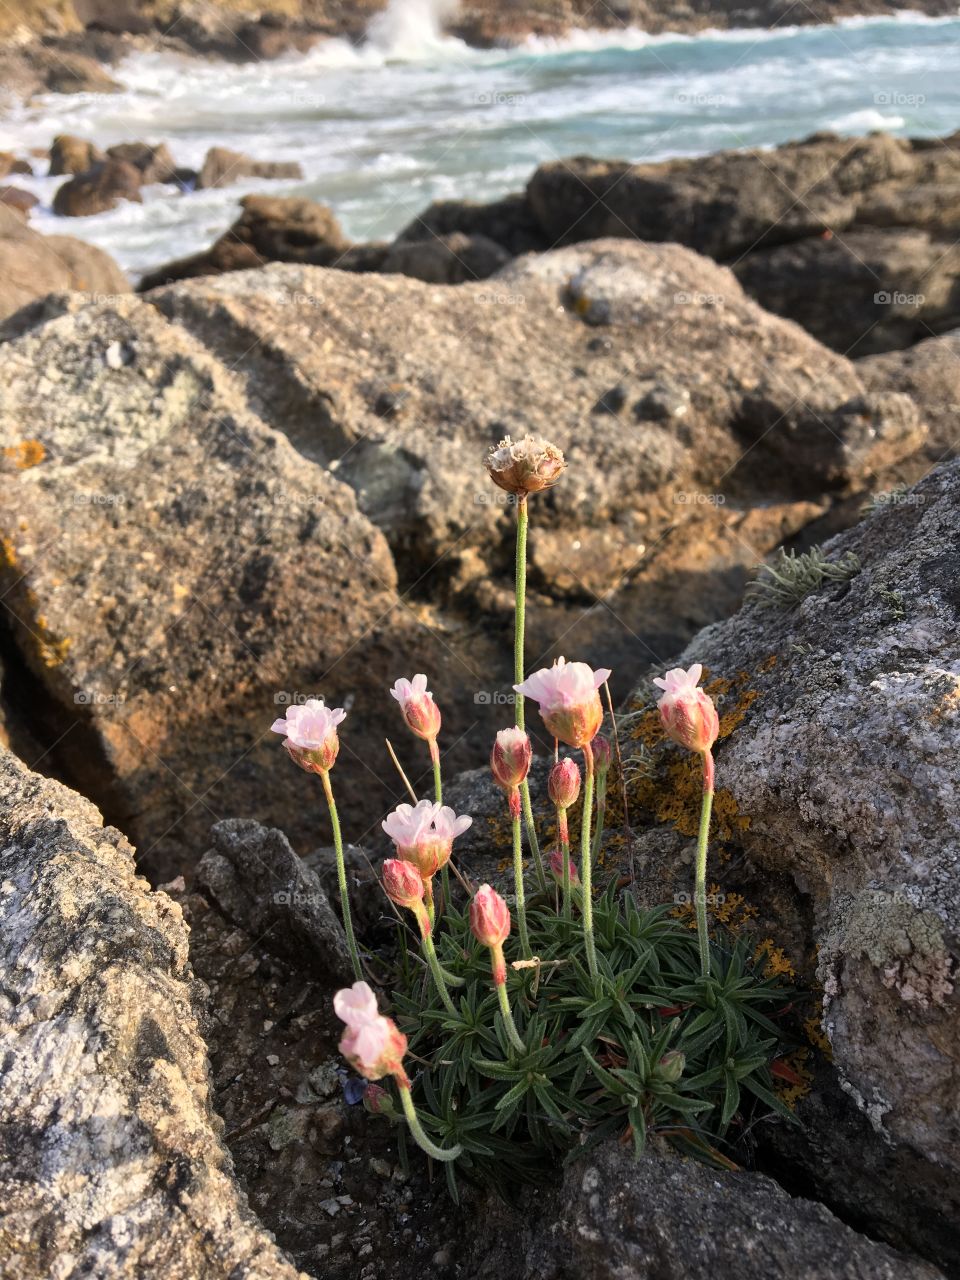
[363,1083,397,1117]
[390,674,442,741]
[382,858,425,911]
[593,734,613,777]
[549,847,580,888]
[548,757,581,809]
[484,434,566,496]
[469,884,511,949]
[657,1050,686,1083]
[653,664,719,756]
[334,981,408,1082]
[490,726,531,790]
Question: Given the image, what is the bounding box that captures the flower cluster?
[271,435,793,1182]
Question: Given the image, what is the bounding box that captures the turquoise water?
[3,12,959,276]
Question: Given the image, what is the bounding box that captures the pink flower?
[382,858,426,912]
[271,697,345,774]
[334,981,408,1081]
[653,664,719,756]
[390,674,441,741]
[382,800,472,879]
[490,726,532,790]
[515,657,611,749]
[549,847,580,888]
[548,757,581,809]
[470,884,511,951]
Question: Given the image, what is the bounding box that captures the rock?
[52,157,143,217]
[0,185,38,218]
[0,151,32,177]
[41,48,122,94]
[139,193,351,288]
[733,227,960,356]
[197,146,304,190]
[382,231,511,284]
[394,192,547,257]
[73,0,153,34]
[0,746,301,1279]
[197,817,354,981]
[49,133,105,177]
[859,329,960,466]
[0,204,130,333]
[106,139,179,185]
[526,132,915,259]
[0,293,455,879]
[626,457,960,1255]
[531,1143,945,1279]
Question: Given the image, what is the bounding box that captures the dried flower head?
[484,434,566,496]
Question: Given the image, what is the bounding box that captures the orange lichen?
[671,883,759,934]
[753,939,796,980]
[773,1047,813,1109]
[803,1013,833,1059]
[2,439,46,470]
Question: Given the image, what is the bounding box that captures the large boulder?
[52,157,143,217]
[0,746,300,1279]
[381,231,511,284]
[858,329,960,465]
[524,1143,944,1280]
[0,293,457,879]
[106,139,179,185]
[197,146,304,190]
[393,192,547,257]
[623,457,960,1258]
[732,227,960,356]
[0,204,130,333]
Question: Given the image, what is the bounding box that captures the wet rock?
[52,156,143,217]
[0,151,32,177]
[197,146,304,190]
[41,48,122,94]
[198,817,354,981]
[106,139,179,185]
[0,184,38,218]
[530,1143,945,1279]
[382,231,511,284]
[48,132,105,176]
[139,193,351,288]
[393,192,547,257]
[0,746,301,1279]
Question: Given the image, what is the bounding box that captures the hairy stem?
[513,495,547,892]
[321,769,362,981]
[396,1077,462,1162]
[510,789,531,957]
[695,749,715,979]
[558,806,572,921]
[491,951,527,1055]
[417,912,460,1015]
[580,741,598,982]
[429,739,451,910]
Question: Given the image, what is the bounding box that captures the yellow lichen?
[753,938,796,980]
[2,439,46,470]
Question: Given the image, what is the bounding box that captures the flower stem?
[429,739,451,910]
[513,494,547,892]
[396,1076,462,1162]
[492,963,527,1055]
[510,792,531,958]
[558,806,572,921]
[580,741,598,982]
[591,780,607,864]
[695,750,715,979]
[320,769,362,981]
[417,915,460,1015]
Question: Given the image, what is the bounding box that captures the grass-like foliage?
[389,882,795,1196]
[746,545,860,610]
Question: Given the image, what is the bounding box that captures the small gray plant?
[746,546,861,610]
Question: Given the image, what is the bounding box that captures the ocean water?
[2,6,959,278]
